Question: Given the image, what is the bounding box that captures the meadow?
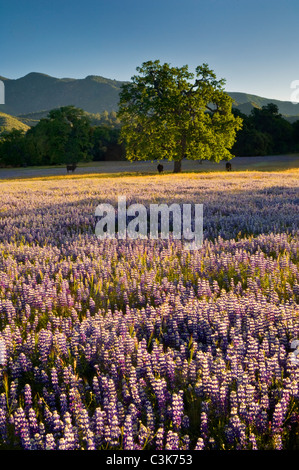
[0,168,298,450]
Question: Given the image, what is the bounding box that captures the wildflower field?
[0,169,298,450]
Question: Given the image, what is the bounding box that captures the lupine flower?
[77,408,95,450]
[156,427,164,450]
[165,430,179,450]
[273,433,283,450]
[24,384,32,410]
[249,433,258,450]
[28,407,39,435]
[200,412,209,442]
[45,433,56,450]
[194,437,205,450]
[171,391,184,430]
[93,407,106,448]
[0,408,7,442]
[14,407,31,450]
[60,412,79,450]
[272,402,285,433]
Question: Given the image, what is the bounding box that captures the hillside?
[0,111,30,134]
[1,72,299,122]
[230,92,299,118]
[0,72,126,116]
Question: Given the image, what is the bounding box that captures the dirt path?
[0,155,298,180]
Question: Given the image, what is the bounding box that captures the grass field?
[0,154,298,181]
[0,165,298,450]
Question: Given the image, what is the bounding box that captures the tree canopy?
[0,106,125,167]
[232,104,296,156]
[117,60,243,172]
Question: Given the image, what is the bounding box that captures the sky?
[1,0,299,101]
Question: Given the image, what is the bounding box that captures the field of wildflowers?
[0,169,298,450]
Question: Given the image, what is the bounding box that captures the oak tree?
[118,61,243,172]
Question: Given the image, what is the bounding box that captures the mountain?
[1,72,299,123]
[229,92,299,119]
[0,72,126,117]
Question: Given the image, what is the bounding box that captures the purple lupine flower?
[165,430,179,450]
[45,433,56,450]
[76,407,95,450]
[14,407,31,450]
[50,367,60,393]
[24,383,32,411]
[68,386,82,417]
[171,391,184,430]
[52,410,64,438]
[273,433,283,450]
[32,432,45,450]
[137,422,150,449]
[177,428,188,448]
[256,409,269,434]
[249,433,258,450]
[219,384,229,413]
[55,332,68,357]
[128,367,141,406]
[93,407,106,448]
[59,393,68,415]
[123,413,135,450]
[58,437,67,450]
[106,414,121,448]
[272,402,284,433]
[0,393,6,412]
[225,408,247,449]
[182,414,190,429]
[155,426,164,450]
[200,412,208,441]
[194,437,205,450]
[145,401,155,432]
[117,401,125,426]
[230,391,238,410]
[60,412,79,450]
[28,407,39,435]
[92,376,101,404]
[121,378,131,404]
[0,408,7,442]
[151,377,168,411]
[38,329,53,364]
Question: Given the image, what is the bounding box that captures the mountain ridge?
[1,72,299,121]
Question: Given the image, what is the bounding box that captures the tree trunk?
[173,160,182,173]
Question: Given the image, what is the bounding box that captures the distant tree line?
[232,103,299,156]
[0,103,299,167]
[0,106,125,167]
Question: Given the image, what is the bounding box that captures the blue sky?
[1,0,299,101]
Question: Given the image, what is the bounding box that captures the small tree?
[118,61,243,172]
